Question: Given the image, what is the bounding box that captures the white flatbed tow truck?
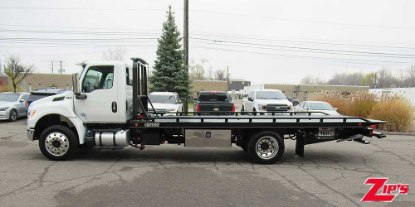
[27,58,385,164]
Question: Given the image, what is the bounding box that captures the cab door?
[74,65,120,123]
[245,91,254,111]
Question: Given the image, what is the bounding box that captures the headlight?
[258,104,266,110]
[0,106,10,111]
[28,110,36,118]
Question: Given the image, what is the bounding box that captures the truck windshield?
[309,102,335,110]
[198,93,228,102]
[149,95,177,104]
[256,91,287,99]
[0,93,20,102]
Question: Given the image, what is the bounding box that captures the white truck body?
[27,62,133,144]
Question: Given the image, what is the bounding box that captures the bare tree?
[326,72,364,85]
[3,55,33,93]
[376,68,398,88]
[300,75,325,85]
[215,69,226,80]
[102,47,126,61]
[189,58,207,80]
[360,73,376,87]
[406,65,415,87]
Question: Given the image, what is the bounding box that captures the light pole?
[183,0,189,113]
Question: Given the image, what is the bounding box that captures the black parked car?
[194,91,235,115]
[25,88,67,108]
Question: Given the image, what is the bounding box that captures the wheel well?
[33,114,75,140]
[238,129,285,146]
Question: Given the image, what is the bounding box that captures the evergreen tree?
[151,6,191,100]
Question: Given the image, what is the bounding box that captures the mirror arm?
[75,94,87,100]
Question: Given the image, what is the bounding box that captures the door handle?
[112,102,117,113]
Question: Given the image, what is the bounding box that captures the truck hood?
[255,99,293,106]
[28,91,73,109]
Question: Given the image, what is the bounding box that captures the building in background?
[1,72,372,103]
[191,80,227,97]
[21,73,72,91]
[0,72,8,92]
[228,79,251,91]
[244,84,369,101]
[370,88,415,106]
[0,73,72,92]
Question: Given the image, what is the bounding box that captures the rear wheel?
[247,131,284,164]
[241,105,246,115]
[9,110,17,122]
[239,139,248,151]
[39,125,78,160]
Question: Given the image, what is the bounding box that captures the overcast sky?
[1,0,415,84]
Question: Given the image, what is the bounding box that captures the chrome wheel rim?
[10,111,17,121]
[45,132,69,157]
[256,136,279,160]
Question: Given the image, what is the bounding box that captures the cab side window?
[248,91,254,99]
[20,94,29,102]
[82,66,114,93]
[176,94,182,104]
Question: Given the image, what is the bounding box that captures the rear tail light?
[231,103,235,112]
[195,103,200,112]
[370,124,377,129]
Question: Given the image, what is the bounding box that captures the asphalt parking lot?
[0,119,414,207]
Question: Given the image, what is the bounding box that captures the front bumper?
[27,128,35,141]
[0,111,10,120]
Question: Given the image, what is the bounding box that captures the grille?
[266,104,290,112]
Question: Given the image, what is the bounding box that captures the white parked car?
[148,92,183,115]
[295,101,340,115]
[242,89,293,113]
[0,92,29,121]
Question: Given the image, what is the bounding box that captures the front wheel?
[247,131,284,164]
[39,125,78,160]
[9,110,17,122]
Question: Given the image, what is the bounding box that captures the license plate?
[318,128,335,138]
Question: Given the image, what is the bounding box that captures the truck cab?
[74,62,133,123]
[26,59,148,160]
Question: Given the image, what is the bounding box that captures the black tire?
[247,131,284,164]
[241,143,248,152]
[39,125,78,161]
[9,110,17,122]
[241,105,246,115]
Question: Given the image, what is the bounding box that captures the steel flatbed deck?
[126,58,386,164]
[131,112,383,129]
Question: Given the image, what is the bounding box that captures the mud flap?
[295,134,304,157]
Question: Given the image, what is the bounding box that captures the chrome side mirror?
[72,73,81,95]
